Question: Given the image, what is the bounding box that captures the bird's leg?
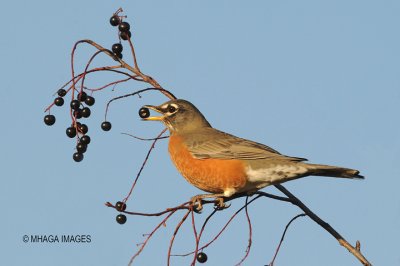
[190,193,228,212]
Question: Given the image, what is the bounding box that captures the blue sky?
[1,1,399,265]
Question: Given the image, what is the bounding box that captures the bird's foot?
[213,197,230,211]
[190,195,204,213]
[190,193,228,213]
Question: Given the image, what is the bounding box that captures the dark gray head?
[142,99,211,133]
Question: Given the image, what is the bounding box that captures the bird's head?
[142,99,211,133]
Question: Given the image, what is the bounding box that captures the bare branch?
[235,196,253,266]
[122,128,168,202]
[121,132,170,141]
[274,184,372,266]
[269,213,306,266]
[167,210,192,266]
[128,210,177,265]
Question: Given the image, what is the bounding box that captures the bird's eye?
[168,105,177,113]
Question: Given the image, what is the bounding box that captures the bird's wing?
[185,129,306,161]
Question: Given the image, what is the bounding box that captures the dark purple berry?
[70,100,80,110]
[118,22,130,32]
[81,107,91,118]
[73,109,82,119]
[54,97,64,106]
[79,123,88,134]
[77,91,87,102]
[110,15,120,26]
[57,89,67,97]
[197,252,207,263]
[76,142,87,153]
[73,152,84,162]
[120,31,131,41]
[139,107,150,118]
[66,127,77,138]
[101,121,112,131]
[116,214,127,224]
[80,135,91,145]
[113,52,123,60]
[112,43,123,54]
[44,115,56,126]
[85,96,95,106]
[115,201,126,212]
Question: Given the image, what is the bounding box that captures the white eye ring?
[167,104,178,114]
[168,105,176,113]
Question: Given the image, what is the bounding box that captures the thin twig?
[45,67,134,113]
[269,213,306,266]
[121,132,170,141]
[128,210,177,266]
[175,195,263,258]
[235,196,253,266]
[167,210,192,266]
[78,39,176,99]
[274,184,372,266]
[190,209,199,266]
[106,201,190,216]
[88,77,131,92]
[123,128,168,202]
[171,208,218,260]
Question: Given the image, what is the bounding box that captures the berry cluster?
[54,89,94,161]
[44,12,139,162]
[109,13,132,60]
[115,201,127,224]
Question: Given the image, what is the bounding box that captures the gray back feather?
[183,128,306,162]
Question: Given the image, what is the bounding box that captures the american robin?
[142,99,363,209]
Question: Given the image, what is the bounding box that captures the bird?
[142,99,363,210]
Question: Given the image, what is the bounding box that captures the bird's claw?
[190,195,229,212]
[190,196,204,213]
[214,198,230,210]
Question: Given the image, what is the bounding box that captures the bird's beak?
[142,105,164,121]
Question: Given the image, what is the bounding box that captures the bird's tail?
[305,163,364,179]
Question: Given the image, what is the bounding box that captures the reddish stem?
[190,210,199,266]
[88,77,131,92]
[105,201,191,217]
[167,210,191,266]
[128,210,177,266]
[269,213,306,266]
[122,128,168,203]
[235,196,253,265]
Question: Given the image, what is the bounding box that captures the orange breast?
[168,135,247,194]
